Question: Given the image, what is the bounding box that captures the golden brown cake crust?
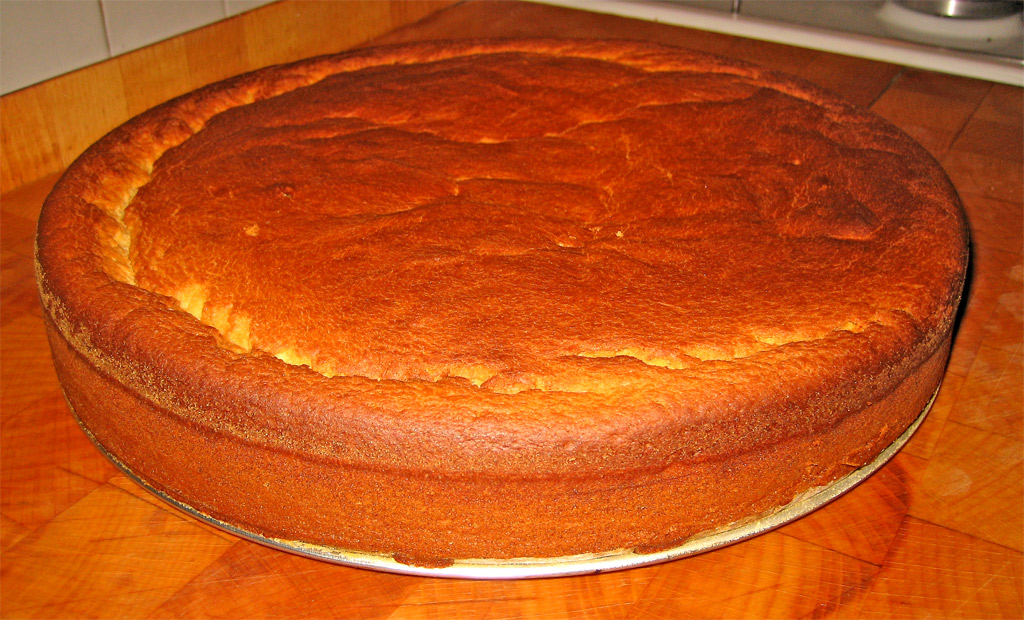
[36,40,968,563]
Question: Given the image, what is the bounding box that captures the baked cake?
[36,39,968,568]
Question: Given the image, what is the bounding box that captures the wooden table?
[2,2,1021,617]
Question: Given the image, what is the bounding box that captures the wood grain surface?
[2,2,1022,618]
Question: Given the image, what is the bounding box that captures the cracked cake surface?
[36,40,968,564]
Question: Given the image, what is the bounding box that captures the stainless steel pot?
[897,0,1023,19]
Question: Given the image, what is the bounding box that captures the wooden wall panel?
[0,0,456,193]
[118,38,195,119]
[1,60,132,193]
[184,16,255,90]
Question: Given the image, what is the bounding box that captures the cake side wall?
[44,307,951,562]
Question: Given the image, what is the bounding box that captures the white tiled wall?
[0,0,275,95]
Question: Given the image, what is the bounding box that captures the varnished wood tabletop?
[2,2,1021,618]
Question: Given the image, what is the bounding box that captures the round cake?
[36,39,968,570]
